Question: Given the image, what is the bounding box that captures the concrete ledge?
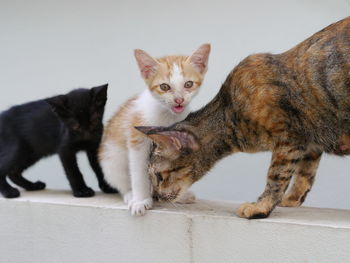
[1,190,350,263]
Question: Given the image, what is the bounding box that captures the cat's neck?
[137,89,190,125]
[173,82,238,179]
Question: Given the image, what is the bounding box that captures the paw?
[236,202,271,219]
[1,187,20,198]
[123,191,133,204]
[73,187,95,198]
[128,198,153,216]
[279,195,302,207]
[27,181,46,191]
[176,191,196,204]
[99,182,118,194]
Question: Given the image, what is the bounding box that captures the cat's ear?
[135,126,200,155]
[134,49,159,80]
[91,84,108,108]
[46,95,72,118]
[187,43,211,74]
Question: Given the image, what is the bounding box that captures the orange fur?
[98,44,211,216]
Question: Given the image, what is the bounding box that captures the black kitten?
[0,84,117,198]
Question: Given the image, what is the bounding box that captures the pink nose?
[175,98,184,104]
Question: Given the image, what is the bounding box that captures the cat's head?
[134,44,210,114]
[46,84,108,140]
[135,126,202,202]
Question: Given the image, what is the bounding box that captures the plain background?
[1,0,350,209]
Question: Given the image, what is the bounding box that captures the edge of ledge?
[2,189,350,230]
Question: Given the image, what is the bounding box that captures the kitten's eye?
[184,81,194,89]
[160,83,171,91]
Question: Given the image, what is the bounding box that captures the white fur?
[127,90,189,216]
[101,45,210,216]
[99,142,130,195]
[101,89,190,216]
[170,63,185,94]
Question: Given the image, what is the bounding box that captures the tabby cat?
[136,17,350,219]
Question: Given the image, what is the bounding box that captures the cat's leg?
[0,162,19,198]
[237,142,305,219]
[86,147,118,194]
[279,151,322,207]
[99,142,131,201]
[8,172,46,191]
[59,148,95,197]
[128,141,153,216]
[0,171,20,198]
[0,147,20,198]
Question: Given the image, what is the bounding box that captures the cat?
[98,44,211,216]
[136,17,350,219]
[0,84,116,198]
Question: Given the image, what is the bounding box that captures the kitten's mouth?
[172,105,185,113]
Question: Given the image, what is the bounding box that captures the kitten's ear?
[135,126,200,155]
[45,95,71,118]
[91,84,108,108]
[134,49,159,80]
[187,43,211,74]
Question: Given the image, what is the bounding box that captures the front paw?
[73,187,95,198]
[236,202,271,219]
[99,182,118,194]
[123,191,133,204]
[128,198,153,216]
[1,187,20,198]
[27,181,46,191]
[176,191,196,204]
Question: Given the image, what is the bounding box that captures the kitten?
[0,84,115,198]
[98,44,211,216]
[137,17,350,219]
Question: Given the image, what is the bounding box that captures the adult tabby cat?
[136,17,350,219]
[0,84,115,198]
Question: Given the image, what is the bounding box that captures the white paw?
[128,198,153,216]
[176,191,196,204]
[123,191,133,205]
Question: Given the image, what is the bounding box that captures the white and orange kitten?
[99,44,211,215]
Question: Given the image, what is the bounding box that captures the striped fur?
[140,17,350,219]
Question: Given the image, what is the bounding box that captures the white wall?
[1,0,350,209]
[3,191,350,263]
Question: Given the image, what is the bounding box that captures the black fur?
[0,84,117,198]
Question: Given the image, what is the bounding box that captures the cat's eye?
[184,81,194,89]
[160,83,171,91]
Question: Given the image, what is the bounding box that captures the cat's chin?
[171,105,185,114]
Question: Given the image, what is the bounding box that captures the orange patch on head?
[148,54,206,93]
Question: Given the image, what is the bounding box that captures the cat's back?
[102,95,139,148]
[229,17,350,108]
[0,99,61,145]
[285,16,350,60]
[224,17,350,150]
[1,99,52,128]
